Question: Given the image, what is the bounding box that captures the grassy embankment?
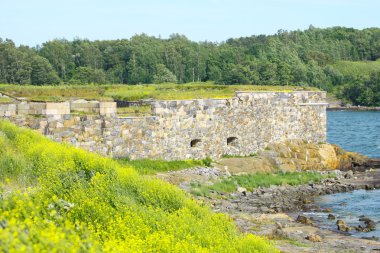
[191,172,331,197]
[0,120,278,252]
[114,157,331,198]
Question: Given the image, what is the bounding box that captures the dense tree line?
[1,26,380,105]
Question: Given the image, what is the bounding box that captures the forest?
[1,26,380,106]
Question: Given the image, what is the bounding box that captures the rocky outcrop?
[216,141,372,174]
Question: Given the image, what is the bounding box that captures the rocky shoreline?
[204,169,380,252]
[159,166,380,252]
[156,140,380,252]
[210,169,380,214]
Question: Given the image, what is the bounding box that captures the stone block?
[44,102,70,115]
[99,102,117,116]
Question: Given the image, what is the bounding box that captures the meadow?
[330,59,380,78]
[0,82,317,102]
[0,120,278,252]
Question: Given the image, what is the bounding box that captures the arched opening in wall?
[190,139,201,148]
[227,137,238,146]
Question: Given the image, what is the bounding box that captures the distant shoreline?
[327,106,380,111]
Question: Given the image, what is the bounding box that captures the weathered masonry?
[0,91,327,160]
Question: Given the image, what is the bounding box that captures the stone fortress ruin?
[0,91,328,160]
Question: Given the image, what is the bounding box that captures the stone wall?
[1,91,327,160]
[0,104,16,116]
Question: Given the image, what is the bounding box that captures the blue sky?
[1,0,380,46]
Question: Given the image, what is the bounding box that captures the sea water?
[303,110,380,238]
[327,110,380,158]
[306,189,380,238]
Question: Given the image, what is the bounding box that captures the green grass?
[0,85,112,102]
[117,105,152,116]
[0,120,278,252]
[104,83,314,101]
[0,97,13,104]
[330,59,380,77]
[191,171,331,196]
[221,153,257,158]
[115,158,211,175]
[0,82,318,102]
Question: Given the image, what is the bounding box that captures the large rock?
[328,214,336,220]
[216,140,370,174]
[306,233,322,242]
[336,219,350,232]
[215,156,275,174]
[319,144,340,169]
[296,215,313,225]
[358,217,376,232]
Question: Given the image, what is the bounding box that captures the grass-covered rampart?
[0,82,317,102]
[0,97,13,104]
[0,120,278,252]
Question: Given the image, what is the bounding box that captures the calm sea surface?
[303,110,380,238]
[327,110,380,158]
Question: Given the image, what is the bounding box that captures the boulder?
[336,219,350,232]
[328,214,336,220]
[303,199,312,204]
[296,215,313,225]
[344,170,354,179]
[359,217,376,231]
[306,233,322,242]
[237,186,247,196]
